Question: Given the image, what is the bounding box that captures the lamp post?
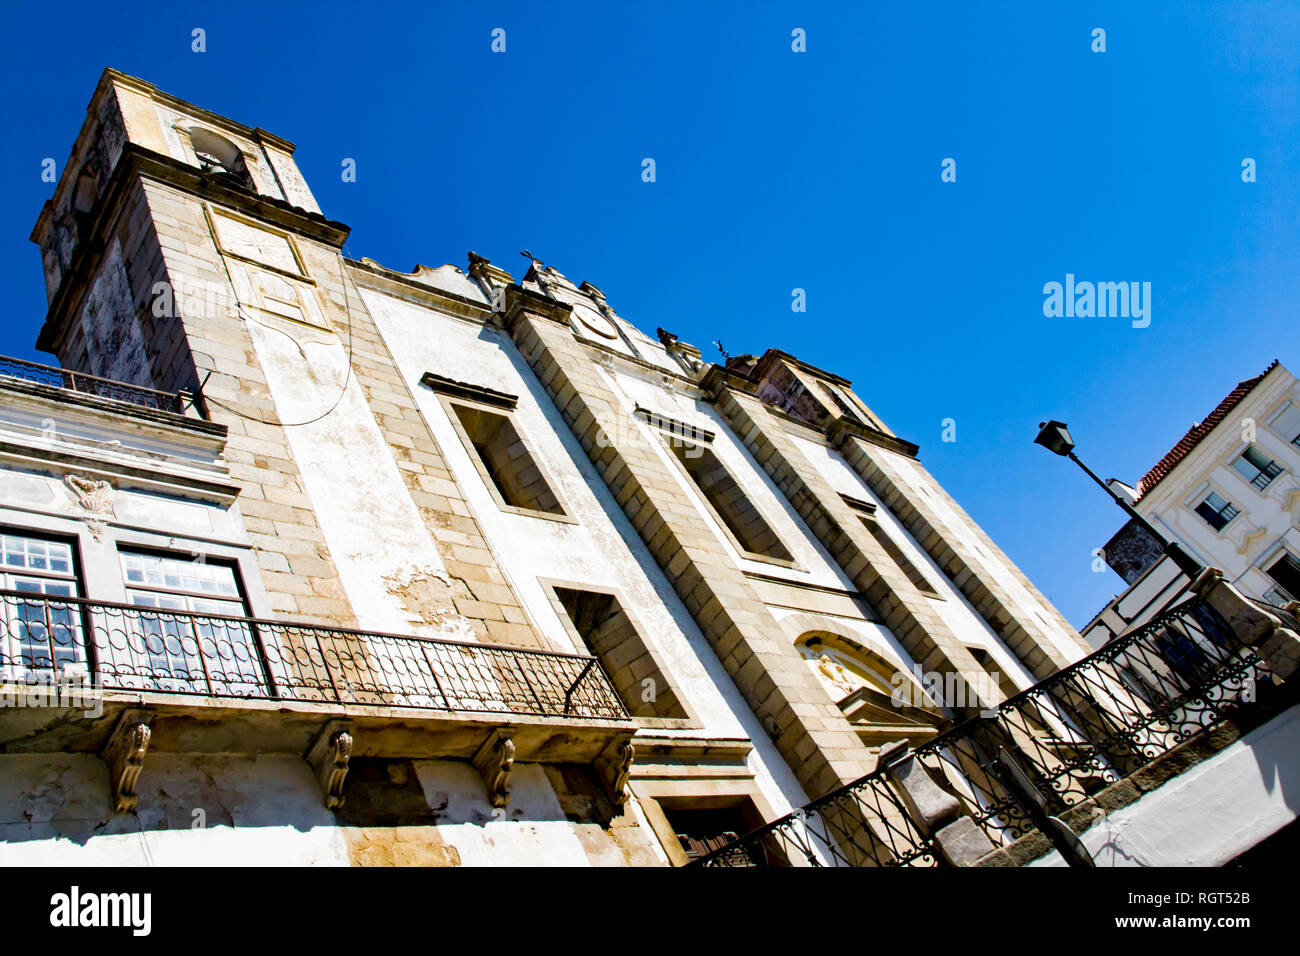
[1033,420,1202,578]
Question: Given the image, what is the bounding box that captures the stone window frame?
[631,781,781,867]
[202,204,311,283]
[646,420,802,571]
[839,494,945,600]
[538,576,698,730]
[434,390,578,525]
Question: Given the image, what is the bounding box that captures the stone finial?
[473,729,516,809]
[102,709,151,814]
[306,720,353,809]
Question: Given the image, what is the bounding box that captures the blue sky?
[0,1,1296,627]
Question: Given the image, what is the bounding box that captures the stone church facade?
[0,68,1098,865]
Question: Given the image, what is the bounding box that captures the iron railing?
[0,354,187,414]
[696,761,942,867]
[0,589,628,721]
[695,597,1267,866]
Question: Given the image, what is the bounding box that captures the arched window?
[188,128,254,191]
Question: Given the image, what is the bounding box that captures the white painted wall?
[1135,365,1300,607]
[1031,703,1300,866]
[0,753,666,867]
[236,280,469,640]
[360,287,813,819]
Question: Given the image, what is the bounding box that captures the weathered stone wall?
[0,753,664,867]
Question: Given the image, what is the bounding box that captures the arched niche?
[186,127,254,191]
[795,631,902,704]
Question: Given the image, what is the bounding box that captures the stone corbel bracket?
[101,708,152,814]
[473,728,516,809]
[306,719,353,810]
[595,737,635,806]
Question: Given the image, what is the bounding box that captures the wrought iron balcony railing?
[0,589,628,721]
[0,354,187,415]
[694,597,1267,866]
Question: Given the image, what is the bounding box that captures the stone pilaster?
[711,384,997,710]
[836,432,1087,678]
[505,293,874,799]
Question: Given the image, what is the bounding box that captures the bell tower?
[26,69,541,643]
[31,67,339,398]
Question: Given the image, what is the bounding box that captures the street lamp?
[1034,420,1202,578]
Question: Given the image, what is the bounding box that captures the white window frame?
[117,550,260,696]
[0,531,84,682]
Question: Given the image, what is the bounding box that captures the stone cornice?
[0,377,228,444]
[699,363,760,397]
[503,283,574,328]
[345,257,493,324]
[0,445,240,506]
[103,67,299,153]
[830,416,920,459]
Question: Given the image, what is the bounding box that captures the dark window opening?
[1194,490,1240,532]
[858,516,940,597]
[665,440,793,561]
[1265,552,1300,603]
[190,128,255,192]
[553,586,686,720]
[1233,445,1283,490]
[451,403,565,516]
[663,803,763,864]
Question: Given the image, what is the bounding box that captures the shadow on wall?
[0,753,626,859]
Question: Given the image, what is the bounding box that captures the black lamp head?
[1034,420,1075,457]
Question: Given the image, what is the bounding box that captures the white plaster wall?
[0,754,661,867]
[360,289,813,818]
[1137,369,1300,604]
[238,298,468,639]
[1031,703,1300,867]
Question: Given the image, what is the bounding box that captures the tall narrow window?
[664,439,793,562]
[449,403,566,517]
[861,517,940,596]
[0,532,83,679]
[118,551,262,696]
[1193,490,1239,531]
[1232,445,1283,490]
[552,586,687,720]
[840,496,941,597]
